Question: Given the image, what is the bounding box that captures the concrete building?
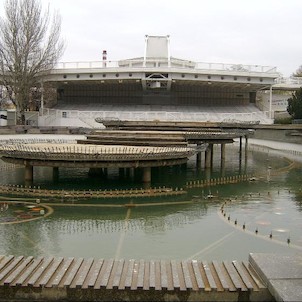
[33,36,284,127]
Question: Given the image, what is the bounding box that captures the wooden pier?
[0,255,273,301]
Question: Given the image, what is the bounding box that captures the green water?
[0,144,302,261]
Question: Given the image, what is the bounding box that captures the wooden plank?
[51,258,74,288]
[171,260,180,289]
[73,258,94,289]
[130,260,139,290]
[202,261,217,291]
[176,261,186,291]
[117,260,129,290]
[106,260,119,290]
[181,261,193,289]
[94,259,113,289]
[232,261,254,290]
[3,256,33,286]
[143,261,150,290]
[100,259,113,287]
[149,261,155,289]
[160,260,168,289]
[0,255,11,271]
[212,260,230,291]
[15,257,44,286]
[63,258,84,287]
[223,261,247,291]
[27,258,54,287]
[84,259,104,289]
[155,261,161,291]
[191,260,205,290]
[124,259,134,289]
[165,261,174,291]
[112,259,124,289]
[243,261,265,289]
[0,256,24,282]
[138,260,145,289]
[38,257,64,287]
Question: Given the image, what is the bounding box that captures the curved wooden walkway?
[0,255,272,301]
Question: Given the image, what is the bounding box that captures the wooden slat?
[202,261,217,291]
[117,260,129,290]
[51,258,74,288]
[171,260,180,289]
[143,261,150,290]
[124,259,134,289]
[130,260,139,290]
[84,259,104,289]
[138,260,145,289]
[112,259,124,289]
[0,256,24,282]
[212,260,230,291]
[94,259,113,289]
[3,256,33,286]
[27,257,54,287]
[73,258,94,289]
[155,261,161,290]
[232,261,254,290]
[63,258,84,287]
[15,257,44,287]
[106,259,119,290]
[0,255,13,272]
[191,260,205,290]
[243,261,266,289]
[165,261,174,291]
[149,260,155,289]
[181,261,193,289]
[160,260,168,289]
[223,261,247,291]
[176,261,187,291]
[38,257,64,287]
[99,259,114,289]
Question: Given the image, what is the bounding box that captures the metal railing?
[0,144,197,161]
[275,77,302,85]
[41,108,272,125]
[54,59,278,74]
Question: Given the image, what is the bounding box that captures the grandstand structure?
[39,35,281,128]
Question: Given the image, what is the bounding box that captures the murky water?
[0,139,302,261]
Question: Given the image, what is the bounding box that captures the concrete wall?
[253,126,302,144]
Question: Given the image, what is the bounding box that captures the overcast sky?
[1,0,302,77]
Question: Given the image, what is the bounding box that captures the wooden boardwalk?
[0,255,272,301]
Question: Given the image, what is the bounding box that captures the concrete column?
[245,135,249,158]
[24,164,33,181]
[196,142,202,168]
[210,144,214,167]
[221,144,225,166]
[205,145,212,169]
[142,167,151,183]
[239,137,243,162]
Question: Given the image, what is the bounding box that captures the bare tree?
[0,0,64,124]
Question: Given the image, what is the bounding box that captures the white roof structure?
[144,35,170,59]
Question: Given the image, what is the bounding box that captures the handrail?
[275,77,302,85]
[54,59,278,74]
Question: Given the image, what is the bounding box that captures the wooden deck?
[0,255,273,301]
